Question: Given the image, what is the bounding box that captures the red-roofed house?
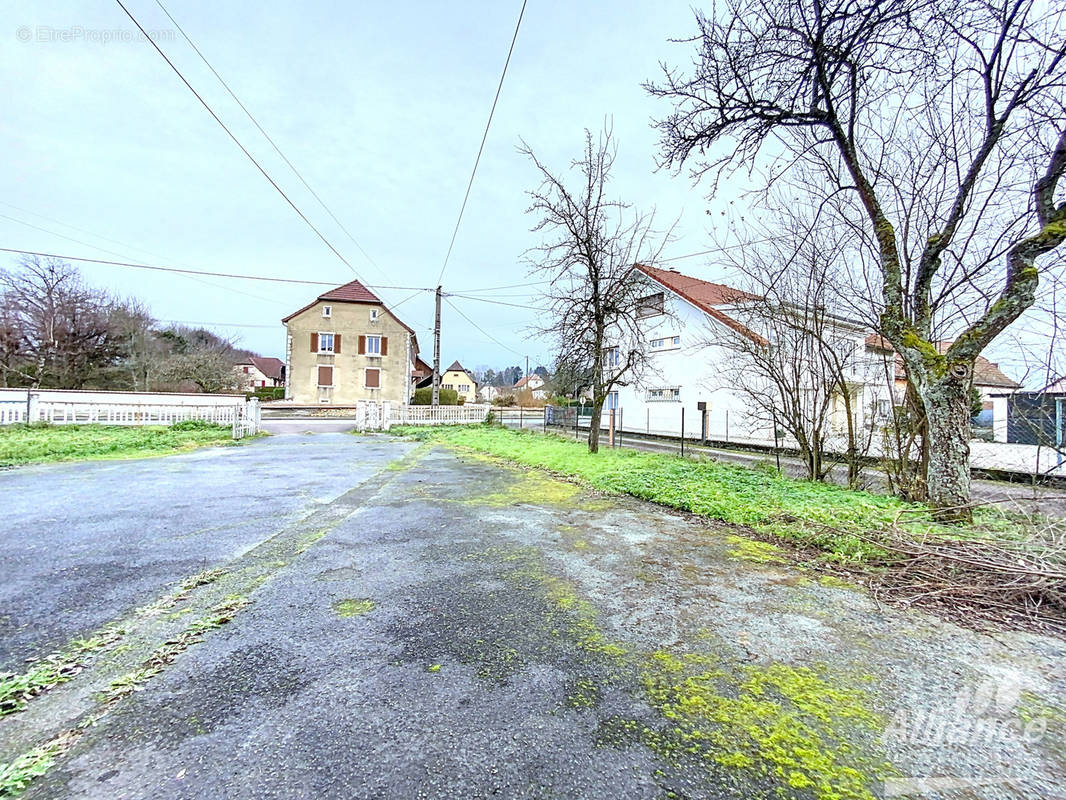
[514,373,548,399]
[234,356,285,388]
[610,264,874,441]
[281,280,422,405]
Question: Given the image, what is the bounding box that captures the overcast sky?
[0,0,758,373]
[3,0,1046,385]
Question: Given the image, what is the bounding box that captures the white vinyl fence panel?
[392,404,490,426]
[0,390,260,439]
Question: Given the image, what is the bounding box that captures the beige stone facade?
[282,282,419,405]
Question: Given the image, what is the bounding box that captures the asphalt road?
[3,433,1065,799]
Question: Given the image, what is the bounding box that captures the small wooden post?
[680,407,685,457]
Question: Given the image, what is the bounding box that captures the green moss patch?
[333,598,375,617]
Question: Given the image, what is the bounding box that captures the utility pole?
[432,285,442,406]
[525,355,529,382]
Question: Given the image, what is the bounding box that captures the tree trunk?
[587,398,604,453]
[924,374,973,523]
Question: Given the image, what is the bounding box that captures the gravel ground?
[4,434,1065,799]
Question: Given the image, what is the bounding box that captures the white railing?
[0,391,261,439]
[392,404,490,426]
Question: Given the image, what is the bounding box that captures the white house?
[611,265,879,445]
[514,373,549,400]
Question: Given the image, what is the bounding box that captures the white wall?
[613,295,767,441]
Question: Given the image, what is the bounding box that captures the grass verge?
[0,421,244,468]
[393,426,1065,634]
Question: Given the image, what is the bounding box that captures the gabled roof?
[247,356,284,380]
[445,360,468,373]
[281,280,418,343]
[514,374,543,388]
[413,357,433,377]
[636,264,767,345]
[864,335,1021,389]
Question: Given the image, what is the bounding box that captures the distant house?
[479,384,504,403]
[440,361,479,404]
[281,280,422,405]
[514,373,548,400]
[865,335,1021,436]
[612,264,879,441]
[235,356,285,389]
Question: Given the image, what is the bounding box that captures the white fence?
[348,400,490,431]
[393,403,491,426]
[0,389,261,440]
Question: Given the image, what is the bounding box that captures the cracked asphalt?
[3,432,1065,800]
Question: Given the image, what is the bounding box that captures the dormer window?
[322,305,332,318]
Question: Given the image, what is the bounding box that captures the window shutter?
[381,336,388,356]
[310,332,318,352]
[358,335,366,355]
[318,366,333,386]
[334,334,342,353]
[365,368,380,388]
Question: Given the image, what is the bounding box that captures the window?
[370,309,379,321]
[366,335,381,355]
[317,366,333,387]
[242,366,249,373]
[460,384,470,393]
[650,336,681,351]
[318,333,335,353]
[647,387,681,402]
[322,305,332,318]
[637,292,664,318]
[365,368,380,388]
[444,383,454,390]
[607,391,619,410]
[877,399,891,418]
[605,347,621,368]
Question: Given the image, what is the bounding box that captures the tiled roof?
[446,360,466,373]
[317,280,381,304]
[636,264,767,345]
[638,265,760,307]
[864,335,1021,388]
[248,356,284,380]
[281,280,417,345]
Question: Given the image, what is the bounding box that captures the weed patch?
[0,423,239,467]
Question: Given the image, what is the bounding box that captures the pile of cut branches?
[867,508,1066,636]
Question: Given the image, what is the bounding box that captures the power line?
[0,246,339,286]
[447,293,533,309]
[153,0,386,282]
[443,295,525,357]
[436,0,528,286]
[0,246,446,294]
[114,0,366,283]
[659,238,779,263]
[451,279,550,293]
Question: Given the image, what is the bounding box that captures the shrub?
[246,386,285,402]
[169,419,221,431]
[411,387,459,405]
[492,394,516,407]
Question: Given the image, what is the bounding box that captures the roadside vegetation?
[395,425,1066,635]
[0,420,240,468]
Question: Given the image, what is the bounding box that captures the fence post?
[681,407,685,458]
[609,408,615,447]
[618,408,623,448]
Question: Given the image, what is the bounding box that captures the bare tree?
[714,212,873,485]
[521,127,669,452]
[0,256,119,389]
[648,0,1066,521]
